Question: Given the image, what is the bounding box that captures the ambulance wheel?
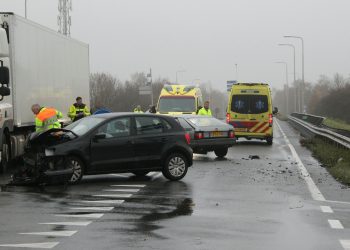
[266,137,273,145]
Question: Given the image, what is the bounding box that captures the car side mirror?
[0,65,9,85]
[273,107,278,115]
[0,85,10,96]
[93,133,106,141]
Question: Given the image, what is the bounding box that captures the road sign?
[139,86,152,95]
[227,80,237,92]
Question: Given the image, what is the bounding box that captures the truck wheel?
[162,153,188,181]
[214,147,228,158]
[0,134,10,174]
[132,171,150,177]
[266,137,273,145]
[68,156,84,184]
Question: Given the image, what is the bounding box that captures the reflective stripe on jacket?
[35,107,63,132]
[197,108,212,116]
[68,103,91,121]
[133,109,143,113]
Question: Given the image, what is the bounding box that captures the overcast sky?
[1,0,349,91]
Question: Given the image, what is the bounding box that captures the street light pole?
[275,61,289,114]
[175,70,186,84]
[25,0,27,18]
[235,64,238,82]
[147,68,153,105]
[284,35,305,113]
[278,43,296,112]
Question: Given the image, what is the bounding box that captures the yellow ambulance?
[226,83,278,145]
[157,85,203,115]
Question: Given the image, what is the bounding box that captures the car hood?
[27,128,76,148]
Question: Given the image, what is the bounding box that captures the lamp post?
[175,70,186,84]
[25,0,27,18]
[235,63,238,82]
[192,78,201,86]
[146,68,153,105]
[284,35,304,113]
[275,61,289,114]
[278,43,296,112]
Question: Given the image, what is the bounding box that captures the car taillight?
[194,132,204,139]
[226,113,230,124]
[269,114,273,126]
[229,131,235,138]
[185,133,191,144]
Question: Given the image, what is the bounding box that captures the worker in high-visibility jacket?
[68,97,91,122]
[31,104,63,132]
[133,105,143,113]
[197,101,212,116]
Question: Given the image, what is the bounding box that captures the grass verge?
[303,137,350,185]
[323,118,350,132]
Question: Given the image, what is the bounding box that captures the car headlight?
[45,149,55,156]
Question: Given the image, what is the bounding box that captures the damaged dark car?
[13,113,193,185]
[11,128,76,185]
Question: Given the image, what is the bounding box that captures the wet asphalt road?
[0,120,349,250]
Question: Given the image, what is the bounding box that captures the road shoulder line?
[275,120,326,201]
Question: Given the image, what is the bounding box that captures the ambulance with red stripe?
[226,83,277,145]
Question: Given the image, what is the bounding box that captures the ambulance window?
[231,95,249,113]
[250,95,268,114]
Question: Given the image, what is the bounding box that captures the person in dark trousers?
[68,97,91,122]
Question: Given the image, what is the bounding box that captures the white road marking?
[148,172,159,177]
[275,120,326,201]
[109,174,128,178]
[151,172,162,180]
[111,184,145,188]
[324,200,350,206]
[55,213,104,219]
[39,221,92,226]
[320,206,334,213]
[340,240,350,250]
[93,194,132,198]
[102,189,139,192]
[19,231,77,237]
[0,242,59,249]
[69,207,114,211]
[328,219,344,229]
[78,200,124,204]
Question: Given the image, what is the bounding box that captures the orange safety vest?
[35,107,62,132]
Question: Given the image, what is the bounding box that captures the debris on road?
[249,155,260,160]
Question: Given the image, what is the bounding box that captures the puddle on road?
[140,198,194,222]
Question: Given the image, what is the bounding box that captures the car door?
[132,116,167,168]
[90,117,135,173]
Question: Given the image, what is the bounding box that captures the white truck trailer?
[0,13,90,172]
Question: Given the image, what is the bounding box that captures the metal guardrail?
[288,115,350,149]
[290,113,325,126]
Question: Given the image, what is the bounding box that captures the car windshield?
[158,97,195,112]
[187,117,224,127]
[65,117,105,136]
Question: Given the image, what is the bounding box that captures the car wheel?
[266,137,273,145]
[68,156,84,184]
[0,133,10,174]
[162,153,188,181]
[214,147,228,158]
[132,171,150,177]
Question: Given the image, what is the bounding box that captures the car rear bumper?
[235,132,272,139]
[191,138,236,151]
